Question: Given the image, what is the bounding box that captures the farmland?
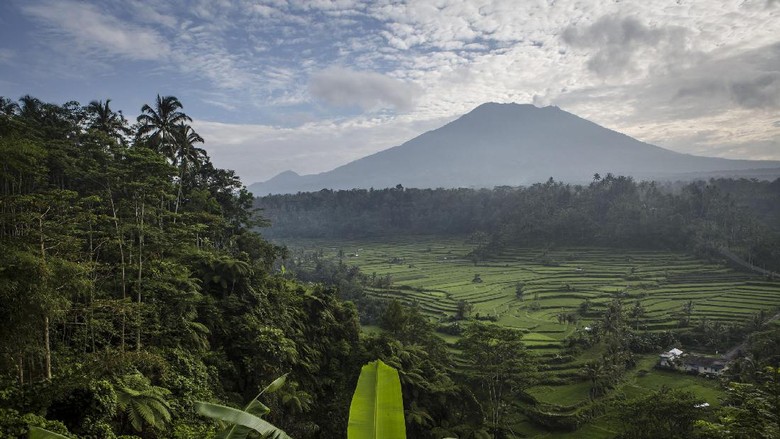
[284,236,780,333]
[282,235,780,437]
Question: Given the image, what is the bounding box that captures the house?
[658,348,683,368]
[657,348,727,376]
[681,356,727,376]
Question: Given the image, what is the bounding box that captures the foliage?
[695,368,780,438]
[618,387,707,439]
[0,95,361,438]
[257,177,780,272]
[348,360,406,439]
[458,323,537,434]
[115,372,172,433]
[196,374,289,439]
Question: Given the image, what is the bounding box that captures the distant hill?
[249,103,780,195]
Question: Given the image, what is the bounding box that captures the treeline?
[0,95,367,437]
[256,175,780,271]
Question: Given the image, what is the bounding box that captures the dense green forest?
[256,177,780,273]
[2,95,780,438]
[0,95,460,438]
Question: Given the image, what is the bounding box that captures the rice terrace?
[281,235,780,437]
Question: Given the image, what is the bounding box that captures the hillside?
[249,103,780,195]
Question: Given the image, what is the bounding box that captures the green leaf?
[260,373,287,395]
[195,402,291,439]
[28,427,70,439]
[348,360,406,439]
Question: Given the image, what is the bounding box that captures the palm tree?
[136,95,191,160]
[173,123,205,168]
[19,95,43,120]
[172,123,206,216]
[86,99,129,139]
[583,361,605,398]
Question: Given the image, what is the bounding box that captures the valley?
[279,235,780,437]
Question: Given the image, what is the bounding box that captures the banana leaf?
[195,402,291,439]
[198,374,287,439]
[28,427,70,439]
[348,360,406,439]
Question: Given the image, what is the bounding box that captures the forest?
[256,177,780,273]
[1,95,779,439]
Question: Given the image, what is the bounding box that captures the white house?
[681,356,727,376]
[658,348,727,376]
[658,348,683,368]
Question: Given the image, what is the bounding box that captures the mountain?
[249,103,780,195]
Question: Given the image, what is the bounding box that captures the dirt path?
[716,247,779,360]
[718,247,778,278]
[722,308,780,360]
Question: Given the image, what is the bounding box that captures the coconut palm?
[86,99,129,139]
[583,361,605,398]
[19,95,43,120]
[136,95,191,160]
[172,123,206,216]
[173,123,206,169]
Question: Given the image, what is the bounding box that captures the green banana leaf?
[348,360,406,439]
[198,374,287,439]
[28,427,70,439]
[195,402,291,439]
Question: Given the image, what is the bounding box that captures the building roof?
[683,355,726,368]
[660,348,683,358]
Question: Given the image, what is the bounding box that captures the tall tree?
[458,323,537,434]
[172,123,206,217]
[85,99,129,140]
[136,95,191,161]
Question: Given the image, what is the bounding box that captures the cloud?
[309,67,422,111]
[21,0,170,61]
[562,15,689,77]
[677,73,780,109]
[650,43,780,113]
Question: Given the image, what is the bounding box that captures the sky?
[1,0,778,184]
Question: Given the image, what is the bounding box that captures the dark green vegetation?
[257,176,780,273]
[282,238,780,437]
[0,95,470,439]
[261,178,780,437]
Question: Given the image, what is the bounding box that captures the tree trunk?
[39,209,52,381]
[17,353,24,386]
[173,164,185,224]
[108,187,128,351]
[136,201,144,352]
[44,316,52,380]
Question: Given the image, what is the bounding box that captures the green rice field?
[282,236,780,437]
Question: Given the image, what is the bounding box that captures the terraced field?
[288,236,780,332]
[283,236,780,437]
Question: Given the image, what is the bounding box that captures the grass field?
[281,236,780,437]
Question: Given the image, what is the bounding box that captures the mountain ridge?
[249,103,780,195]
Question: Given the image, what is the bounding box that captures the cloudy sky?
[1,0,778,184]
